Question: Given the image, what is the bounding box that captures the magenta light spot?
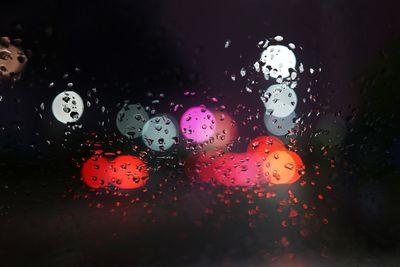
[180,105,216,143]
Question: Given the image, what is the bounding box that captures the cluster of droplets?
[0,33,345,256]
[217,36,344,252]
[185,136,305,187]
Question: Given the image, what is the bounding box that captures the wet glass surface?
[1,0,400,266]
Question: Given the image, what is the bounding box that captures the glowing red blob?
[81,155,111,189]
[212,152,264,187]
[109,155,149,189]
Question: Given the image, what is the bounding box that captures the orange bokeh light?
[263,150,304,184]
[286,150,305,183]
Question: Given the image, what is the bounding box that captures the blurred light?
[261,84,297,118]
[180,106,216,143]
[264,111,297,136]
[81,155,110,189]
[285,150,304,183]
[116,104,149,138]
[142,114,178,152]
[260,45,296,79]
[264,150,304,184]
[52,91,84,124]
[109,155,148,189]
[0,43,27,79]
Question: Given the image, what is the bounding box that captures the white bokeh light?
[51,91,84,124]
[260,45,296,79]
[261,83,297,118]
[116,104,149,138]
[142,114,178,152]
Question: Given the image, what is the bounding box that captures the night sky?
[1,0,400,266]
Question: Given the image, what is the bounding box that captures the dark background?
[1,0,400,266]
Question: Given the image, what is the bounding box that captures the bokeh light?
[180,105,216,143]
[264,150,304,184]
[81,155,110,189]
[51,91,84,124]
[260,44,296,79]
[116,104,149,139]
[109,155,149,189]
[261,83,297,118]
[0,40,28,80]
[142,114,178,152]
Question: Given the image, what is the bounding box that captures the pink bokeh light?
[180,106,216,143]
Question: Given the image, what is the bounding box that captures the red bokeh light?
[184,135,305,187]
[263,150,304,184]
[81,154,149,189]
[81,155,111,189]
[109,155,149,189]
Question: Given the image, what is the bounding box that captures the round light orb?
[264,111,297,136]
[260,45,296,79]
[0,43,27,79]
[52,91,84,124]
[180,106,216,143]
[261,84,297,118]
[142,114,178,152]
[263,150,304,184]
[285,150,305,184]
[109,155,149,189]
[116,104,149,138]
[81,155,110,189]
